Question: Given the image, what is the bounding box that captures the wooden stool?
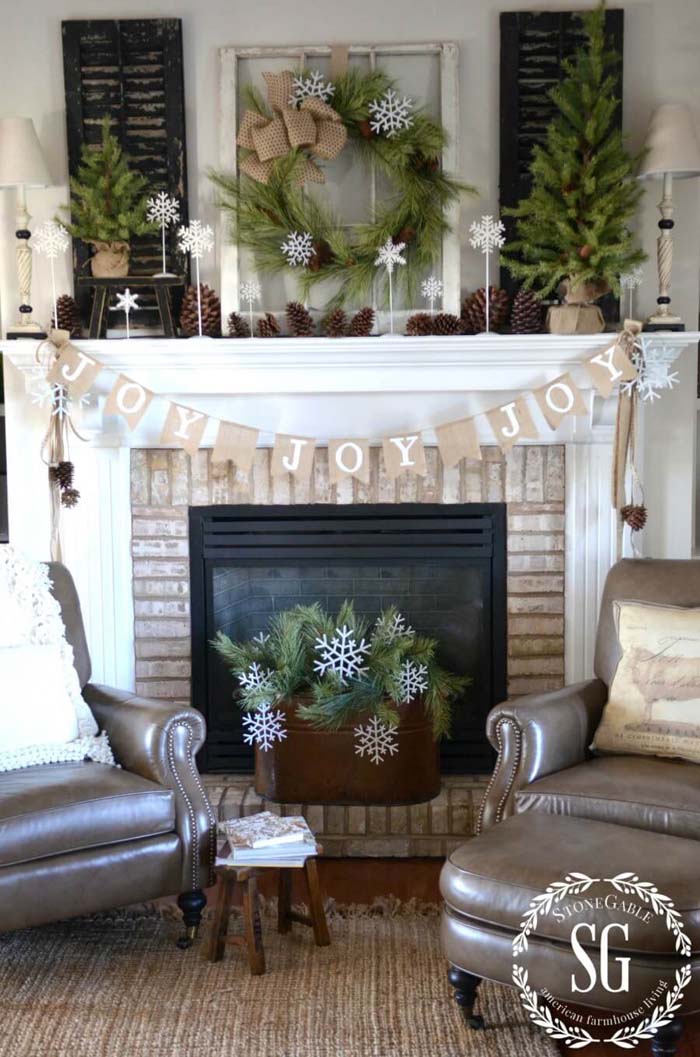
[76,275,184,338]
[207,853,330,975]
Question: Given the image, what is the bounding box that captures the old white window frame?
[218,43,460,323]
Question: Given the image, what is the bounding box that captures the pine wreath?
[211,68,474,308]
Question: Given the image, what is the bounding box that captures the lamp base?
[644,312,685,332]
[6,322,47,340]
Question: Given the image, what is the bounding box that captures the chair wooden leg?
[651,1019,684,1057]
[278,868,293,934]
[242,877,265,975]
[447,966,484,1029]
[303,857,330,947]
[207,874,233,963]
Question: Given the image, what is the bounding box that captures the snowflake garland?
[290,70,335,106]
[354,716,399,765]
[238,661,276,693]
[314,625,370,685]
[281,230,314,268]
[397,659,429,705]
[368,89,414,138]
[242,703,287,751]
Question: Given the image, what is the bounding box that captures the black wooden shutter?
[499,9,624,318]
[61,19,189,323]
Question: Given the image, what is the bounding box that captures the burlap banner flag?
[271,434,316,481]
[212,421,259,475]
[47,343,103,400]
[532,373,588,430]
[104,375,154,431]
[585,339,638,399]
[160,403,208,458]
[382,433,427,479]
[486,397,540,452]
[329,438,370,484]
[435,417,481,468]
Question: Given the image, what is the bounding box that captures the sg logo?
[570,923,631,994]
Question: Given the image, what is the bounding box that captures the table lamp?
[639,103,700,331]
[0,117,51,339]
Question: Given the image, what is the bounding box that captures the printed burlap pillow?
[592,600,700,762]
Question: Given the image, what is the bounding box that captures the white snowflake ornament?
[239,661,275,693]
[376,611,414,643]
[421,276,443,315]
[34,221,70,260]
[620,266,644,318]
[314,625,370,685]
[368,89,414,138]
[375,238,407,275]
[240,278,262,337]
[147,192,180,276]
[469,215,506,333]
[281,230,314,268]
[354,716,399,766]
[622,337,680,403]
[178,219,214,259]
[397,659,429,705]
[242,703,287,751]
[290,70,335,106]
[111,288,140,340]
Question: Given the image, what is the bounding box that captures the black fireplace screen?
[189,504,507,774]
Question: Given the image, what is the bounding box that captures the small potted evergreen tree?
[502,2,646,333]
[60,117,157,277]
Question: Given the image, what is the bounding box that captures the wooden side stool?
[76,275,184,338]
[207,852,330,975]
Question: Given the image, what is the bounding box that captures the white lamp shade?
[639,103,700,179]
[0,117,50,188]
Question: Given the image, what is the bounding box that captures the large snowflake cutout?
[146,191,179,227]
[375,237,406,275]
[281,230,314,268]
[354,716,399,766]
[34,221,70,259]
[469,215,506,255]
[177,219,214,259]
[290,70,335,106]
[242,703,287,751]
[368,89,414,138]
[314,625,370,685]
[622,338,680,403]
[238,661,275,693]
[397,659,429,704]
[28,366,89,421]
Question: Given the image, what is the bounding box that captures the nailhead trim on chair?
[183,733,217,887]
[476,718,523,834]
[167,723,217,890]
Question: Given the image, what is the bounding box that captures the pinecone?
[286,301,315,337]
[510,288,543,334]
[461,287,510,334]
[179,284,222,338]
[406,312,434,336]
[51,294,82,338]
[621,504,647,532]
[61,487,80,509]
[50,461,74,490]
[432,312,463,336]
[227,311,251,338]
[322,308,348,337]
[347,307,375,337]
[257,312,280,338]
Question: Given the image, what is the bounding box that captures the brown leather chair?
[0,563,215,945]
[441,560,700,1056]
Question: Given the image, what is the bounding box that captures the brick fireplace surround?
[130,442,565,857]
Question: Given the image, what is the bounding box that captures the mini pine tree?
[502,3,645,299]
[60,117,157,245]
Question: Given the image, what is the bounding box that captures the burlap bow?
[611,319,643,552]
[237,70,347,185]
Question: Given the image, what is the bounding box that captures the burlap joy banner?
[46,340,102,400]
[328,439,371,484]
[271,434,316,481]
[212,421,259,476]
[104,375,154,431]
[532,373,588,431]
[160,403,209,458]
[381,434,427,479]
[434,417,481,468]
[486,397,540,452]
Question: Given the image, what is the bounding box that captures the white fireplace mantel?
[3,331,698,694]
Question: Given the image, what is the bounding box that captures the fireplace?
[189,503,507,774]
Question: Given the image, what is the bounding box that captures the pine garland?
[210,68,474,308]
[501,2,645,298]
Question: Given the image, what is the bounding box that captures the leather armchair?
[441,560,700,1056]
[0,563,216,943]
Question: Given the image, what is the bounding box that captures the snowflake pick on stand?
[281,230,314,269]
[397,659,429,705]
[290,70,335,106]
[177,220,215,338]
[111,288,140,340]
[469,215,506,333]
[146,191,180,277]
[354,716,399,766]
[368,89,414,138]
[622,336,681,403]
[240,278,262,338]
[314,625,370,686]
[34,220,70,333]
[421,276,443,316]
[242,703,287,751]
[620,265,644,320]
[375,237,407,334]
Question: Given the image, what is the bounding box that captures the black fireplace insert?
[189,504,507,774]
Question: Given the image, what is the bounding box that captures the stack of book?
[217,811,318,867]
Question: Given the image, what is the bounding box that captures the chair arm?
[478,678,608,833]
[84,684,216,891]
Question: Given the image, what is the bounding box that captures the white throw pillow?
[0,644,80,751]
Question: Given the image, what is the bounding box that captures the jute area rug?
[0,904,558,1057]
